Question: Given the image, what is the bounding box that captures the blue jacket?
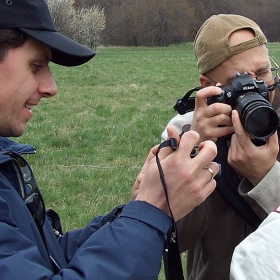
[0,137,171,279]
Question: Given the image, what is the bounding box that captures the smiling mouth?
[24,104,36,112]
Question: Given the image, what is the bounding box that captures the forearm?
[0,200,171,280]
[63,201,171,279]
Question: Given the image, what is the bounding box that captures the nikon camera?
[207,72,279,141]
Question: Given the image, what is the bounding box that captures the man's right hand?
[135,126,219,222]
[191,86,234,143]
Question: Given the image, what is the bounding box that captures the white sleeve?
[230,210,280,280]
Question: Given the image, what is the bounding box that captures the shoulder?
[230,211,280,279]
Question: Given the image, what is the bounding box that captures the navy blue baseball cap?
[0,0,96,66]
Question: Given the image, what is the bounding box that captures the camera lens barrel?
[235,93,279,140]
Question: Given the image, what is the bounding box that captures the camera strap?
[215,137,262,229]
[173,86,203,115]
[155,139,184,280]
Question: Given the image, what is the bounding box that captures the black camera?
[207,72,279,141]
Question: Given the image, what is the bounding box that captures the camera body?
[207,72,279,141]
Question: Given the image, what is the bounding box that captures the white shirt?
[230,209,280,280]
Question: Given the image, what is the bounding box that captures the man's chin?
[0,118,28,137]
[8,125,27,138]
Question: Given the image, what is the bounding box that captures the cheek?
[0,83,27,121]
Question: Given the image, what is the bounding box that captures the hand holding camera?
[207,72,279,142]
[174,72,279,145]
[134,127,219,222]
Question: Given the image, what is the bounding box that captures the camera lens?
[235,93,279,140]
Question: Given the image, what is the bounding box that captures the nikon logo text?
[243,86,255,90]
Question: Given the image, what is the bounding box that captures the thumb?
[156,126,180,160]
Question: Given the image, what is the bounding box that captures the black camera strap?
[155,139,184,280]
[215,137,262,229]
[173,86,203,115]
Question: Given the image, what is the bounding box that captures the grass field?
[16,43,280,279]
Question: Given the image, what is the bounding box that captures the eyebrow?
[255,64,270,74]
[32,46,52,62]
[41,53,51,62]
[226,64,271,85]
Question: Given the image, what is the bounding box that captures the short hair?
[0,29,27,62]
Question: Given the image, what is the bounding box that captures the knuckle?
[210,102,220,111]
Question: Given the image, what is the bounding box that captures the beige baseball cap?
[194,14,267,74]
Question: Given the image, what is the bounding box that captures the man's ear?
[200,74,213,87]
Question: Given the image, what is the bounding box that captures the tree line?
[47,0,280,49]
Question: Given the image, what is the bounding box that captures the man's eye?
[32,64,43,72]
[256,69,270,79]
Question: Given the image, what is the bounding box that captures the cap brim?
[20,28,96,66]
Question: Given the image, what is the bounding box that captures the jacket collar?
[0,137,35,163]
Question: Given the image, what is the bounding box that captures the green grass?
[15,43,280,279]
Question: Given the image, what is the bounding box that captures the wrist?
[274,206,280,213]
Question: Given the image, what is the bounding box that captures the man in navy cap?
[0,0,219,278]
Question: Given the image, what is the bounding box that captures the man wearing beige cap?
[162,14,280,279]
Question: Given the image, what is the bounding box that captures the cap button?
[6,0,12,5]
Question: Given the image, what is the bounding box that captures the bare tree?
[74,6,106,49]
[120,0,195,46]
[46,0,75,39]
[46,0,106,49]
